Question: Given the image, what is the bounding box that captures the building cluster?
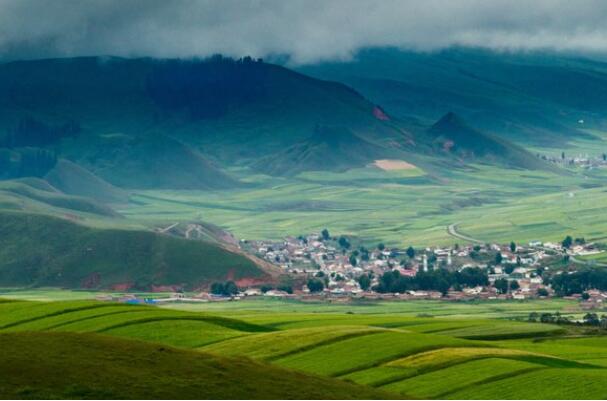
[239,233,605,301]
[540,152,607,170]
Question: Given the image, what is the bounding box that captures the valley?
[2,44,607,400]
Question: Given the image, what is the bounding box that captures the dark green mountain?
[426,112,550,170]
[254,125,394,176]
[44,159,128,204]
[0,54,556,185]
[0,211,271,289]
[0,179,119,218]
[299,47,607,146]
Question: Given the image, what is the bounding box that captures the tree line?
[374,267,488,295]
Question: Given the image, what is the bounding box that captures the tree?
[540,313,554,323]
[495,252,503,265]
[338,236,351,249]
[210,282,224,295]
[406,246,415,259]
[211,281,238,296]
[378,243,385,251]
[307,278,324,293]
[349,254,357,266]
[510,241,517,253]
[357,274,371,291]
[224,281,238,296]
[510,280,520,291]
[561,151,566,160]
[528,312,539,322]
[582,292,590,300]
[277,285,293,294]
[562,235,573,249]
[494,278,509,294]
[321,229,330,241]
[584,313,600,326]
[537,288,549,297]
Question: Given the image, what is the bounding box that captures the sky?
[1,0,607,64]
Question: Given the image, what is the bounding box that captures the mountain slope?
[0,331,390,399]
[0,211,271,289]
[0,54,566,183]
[254,125,394,176]
[0,179,119,218]
[299,47,607,145]
[426,112,550,170]
[44,159,128,203]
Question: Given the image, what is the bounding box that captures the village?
[101,229,607,308]
[539,151,607,170]
[234,230,605,300]
[101,229,607,307]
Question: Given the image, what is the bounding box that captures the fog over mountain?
[1,0,607,64]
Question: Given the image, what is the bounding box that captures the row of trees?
[529,311,607,328]
[549,270,607,296]
[374,267,488,295]
[0,147,57,179]
[2,117,81,148]
[210,281,239,296]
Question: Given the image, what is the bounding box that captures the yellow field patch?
[387,347,538,369]
[373,159,417,171]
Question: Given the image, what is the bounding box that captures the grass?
[380,358,542,398]
[0,211,267,289]
[0,331,391,400]
[2,297,607,399]
[111,159,607,247]
[448,368,607,399]
[272,330,470,376]
[202,325,382,360]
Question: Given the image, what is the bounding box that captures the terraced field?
[2,297,607,399]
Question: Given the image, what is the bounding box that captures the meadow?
[117,158,607,247]
[1,295,607,399]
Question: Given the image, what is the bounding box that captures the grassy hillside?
[2,298,607,399]
[427,112,551,170]
[0,56,403,186]
[44,159,128,203]
[0,54,543,186]
[0,331,390,399]
[299,47,607,146]
[255,125,396,175]
[0,211,269,289]
[0,179,118,217]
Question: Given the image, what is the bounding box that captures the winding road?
[447,223,484,244]
[447,223,607,267]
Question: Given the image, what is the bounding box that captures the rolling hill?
[0,331,389,399]
[255,125,395,176]
[0,211,272,289]
[0,56,401,185]
[299,47,607,146]
[426,112,551,170]
[0,179,119,218]
[44,159,128,203]
[0,54,550,185]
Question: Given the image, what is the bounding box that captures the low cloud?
[1,0,607,64]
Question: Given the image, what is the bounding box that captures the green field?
[2,296,607,399]
[112,159,607,247]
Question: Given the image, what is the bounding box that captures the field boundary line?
[434,366,546,399]
[267,329,385,362]
[96,315,274,334]
[0,303,126,330]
